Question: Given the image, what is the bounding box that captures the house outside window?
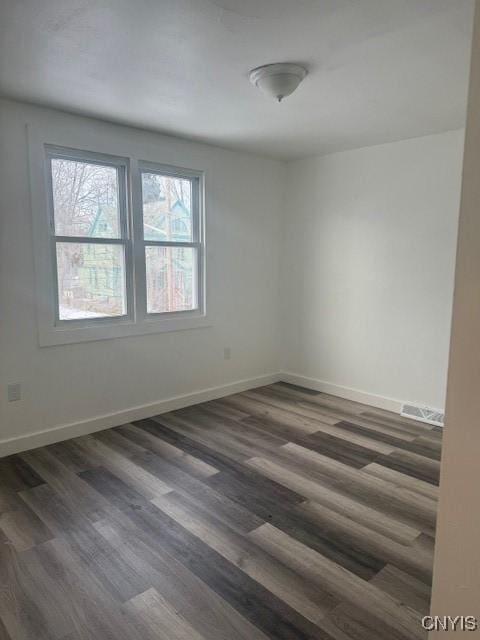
[28,135,207,346]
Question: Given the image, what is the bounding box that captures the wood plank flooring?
[0,382,441,640]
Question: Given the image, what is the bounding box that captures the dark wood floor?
[0,382,441,640]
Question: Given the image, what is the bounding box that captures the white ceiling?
[0,0,474,159]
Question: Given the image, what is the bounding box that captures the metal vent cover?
[400,403,444,427]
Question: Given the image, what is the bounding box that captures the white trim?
[1,371,442,458]
[0,373,280,457]
[27,124,208,347]
[138,160,206,322]
[279,371,404,413]
[39,314,212,346]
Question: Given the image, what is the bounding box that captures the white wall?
[0,99,284,451]
[281,130,464,411]
[0,98,465,453]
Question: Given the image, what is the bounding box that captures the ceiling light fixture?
[249,63,307,102]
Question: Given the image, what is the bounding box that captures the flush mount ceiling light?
[249,63,307,102]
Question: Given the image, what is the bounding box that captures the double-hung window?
[47,148,132,323]
[139,165,202,316]
[32,141,206,345]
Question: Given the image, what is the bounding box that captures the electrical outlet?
[8,382,21,402]
[223,347,231,360]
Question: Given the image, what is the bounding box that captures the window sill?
[38,314,211,347]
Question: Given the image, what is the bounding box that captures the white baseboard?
[0,373,280,457]
[0,371,417,458]
[279,371,404,414]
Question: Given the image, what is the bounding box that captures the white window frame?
[28,126,208,346]
[135,161,205,324]
[46,146,134,328]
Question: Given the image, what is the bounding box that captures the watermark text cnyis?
[422,616,478,632]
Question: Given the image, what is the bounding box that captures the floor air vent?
[400,403,444,427]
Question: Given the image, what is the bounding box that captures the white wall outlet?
[223,347,231,360]
[8,382,21,402]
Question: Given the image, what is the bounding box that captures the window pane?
[146,246,196,313]
[51,158,121,238]
[141,173,192,242]
[56,242,126,320]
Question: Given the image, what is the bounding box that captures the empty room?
[2,1,480,638]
